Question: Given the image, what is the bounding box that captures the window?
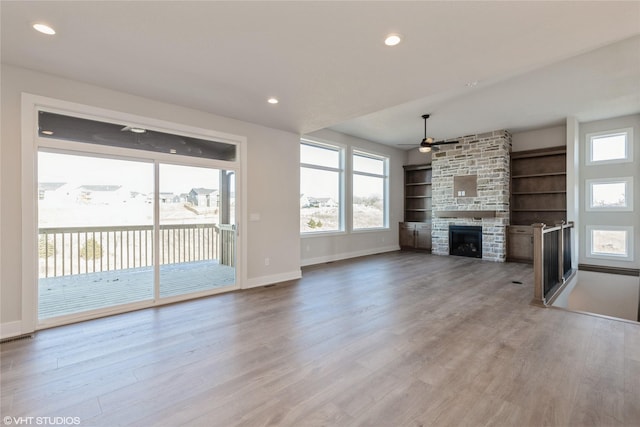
[586,128,633,165]
[300,140,343,233]
[586,177,633,211]
[352,150,388,230]
[586,225,633,260]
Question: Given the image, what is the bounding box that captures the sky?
[39,151,221,195]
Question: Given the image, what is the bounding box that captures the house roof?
[190,188,217,195]
[78,185,122,192]
[2,2,638,145]
[38,182,66,191]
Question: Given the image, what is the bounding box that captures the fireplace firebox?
[449,225,482,258]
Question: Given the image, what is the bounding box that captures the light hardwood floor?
[2,252,639,426]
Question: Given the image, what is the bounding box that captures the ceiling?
[2,1,639,149]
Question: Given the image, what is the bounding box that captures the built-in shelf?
[434,210,497,218]
[401,164,432,251]
[512,172,566,179]
[512,209,566,212]
[508,146,567,263]
[512,191,566,195]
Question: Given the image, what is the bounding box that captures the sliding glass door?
[34,109,240,325]
[158,164,236,298]
[38,151,155,320]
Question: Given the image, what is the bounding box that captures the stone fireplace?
[431,130,511,262]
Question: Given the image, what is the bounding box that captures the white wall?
[300,128,404,266]
[1,64,301,335]
[578,114,640,270]
[511,124,566,152]
[405,146,433,166]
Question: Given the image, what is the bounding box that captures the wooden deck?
[38,260,235,319]
[3,252,639,426]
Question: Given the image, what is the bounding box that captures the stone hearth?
[431,130,511,262]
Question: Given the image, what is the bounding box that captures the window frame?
[585,225,634,261]
[351,148,389,231]
[585,177,633,212]
[21,93,246,333]
[300,138,345,235]
[586,127,633,165]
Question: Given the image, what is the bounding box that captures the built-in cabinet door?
[399,222,432,250]
[415,222,432,250]
[399,222,415,248]
[507,226,533,262]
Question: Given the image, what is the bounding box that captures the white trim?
[586,127,633,165]
[0,321,28,340]
[21,95,38,335]
[300,138,345,235]
[586,225,634,261]
[244,270,302,289]
[351,148,389,230]
[585,177,633,211]
[21,93,247,330]
[300,244,400,267]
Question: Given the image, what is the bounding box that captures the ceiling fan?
[399,114,459,153]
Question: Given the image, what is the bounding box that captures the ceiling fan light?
[418,146,431,153]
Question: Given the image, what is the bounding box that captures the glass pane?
[591,134,627,162]
[38,151,154,320]
[353,175,384,229]
[300,167,340,232]
[159,164,235,298]
[353,153,384,175]
[591,229,627,256]
[39,111,236,161]
[591,182,627,208]
[301,143,339,168]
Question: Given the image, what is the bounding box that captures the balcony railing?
[533,221,575,305]
[38,223,235,278]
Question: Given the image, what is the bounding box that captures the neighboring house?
[159,192,180,204]
[300,194,312,208]
[38,182,67,201]
[305,196,338,208]
[75,185,129,205]
[188,188,217,207]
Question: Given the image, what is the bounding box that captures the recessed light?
[267,97,279,104]
[384,33,402,46]
[32,23,56,35]
[129,127,146,134]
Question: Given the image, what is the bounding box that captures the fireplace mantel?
[434,210,498,219]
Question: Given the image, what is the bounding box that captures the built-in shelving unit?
[510,146,567,226]
[403,165,432,223]
[400,164,432,251]
[508,146,567,263]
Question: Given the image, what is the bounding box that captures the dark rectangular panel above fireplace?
[449,225,482,258]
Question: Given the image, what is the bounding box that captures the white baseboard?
[244,269,302,289]
[0,321,30,341]
[300,245,400,267]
